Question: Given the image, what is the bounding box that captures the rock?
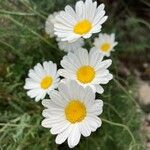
[141,114,150,150]
[138,80,150,113]
[145,114,150,123]
[146,141,150,150]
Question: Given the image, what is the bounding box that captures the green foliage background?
[0,0,149,149]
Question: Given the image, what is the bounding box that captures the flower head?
[57,38,84,52]
[24,61,60,101]
[45,12,59,38]
[42,80,103,148]
[93,33,118,57]
[58,48,113,94]
[54,0,108,42]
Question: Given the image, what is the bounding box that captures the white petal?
[85,0,93,19]
[35,91,46,101]
[86,116,102,132]
[49,90,67,107]
[95,84,104,94]
[91,24,102,33]
[89,48,104,67]
[42,99,52,108]
[28,69,41,82]
[82,33,92,39]
[84,86,95,106]
[41,118,52,128]
[43,61,53,75]
[55,125,73,145]
[42,111,64,122]
[61,56,77,72]
[42,109,63,118]
[65,5,78,21]
[58,69,75,79]
[50,121,70,135]
[58,82,72,101]
[93,10,106,26]
[95,59,112,70]
[89,1,97,21]
[24,78,39,89]
[88,99,103,115]
[96,3,105,13]
[68,124,81,148]
[70,81,86,100]
[75,48,89,65]
[27,89,43,98]
[75,0,84,19]
[79,119,91,137]
[55,14,73,28]
[89,115,102,127]
[34,63,46,77]
[67,52,82,67]
[59,11,76,25]
[94,74,113,84]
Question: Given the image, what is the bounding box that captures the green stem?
[102,118,136,144]
[104,102,123,121]
[20,1,46,19]
[132,18,150,29]
[0,10,35,16]
[113,78,139,107]
[3,15,57,50]
[0,40,16,51]
[0,123,21,127]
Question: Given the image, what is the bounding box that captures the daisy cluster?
[24,0,118,148]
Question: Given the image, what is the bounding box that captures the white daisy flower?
[58,48,113,94]
[93,33,118,57]
[45,12,59,38]
[54,0,108,42]
[41,80,103,148]
[24,61,60,101]
[57,38,84,52]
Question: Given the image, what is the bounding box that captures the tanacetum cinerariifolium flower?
[58,48,113,94]
[45,12,59,38]
[93,33,118,57]
[57,38,84,52]
[24,61,60,101]
[54,0,107,42]
[45,12,85,53]
[42,80,103,148]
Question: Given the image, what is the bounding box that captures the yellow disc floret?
[77,66,95,84]
[41,76,53,89]
[100,42,111,52]
[74,20,92,35]
[65,100,86,123]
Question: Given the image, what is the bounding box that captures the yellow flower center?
[77,66,95,84]
[40,76,53,89]
[100,42,111,52]
[74,20,92,35]
[65,100,86,123]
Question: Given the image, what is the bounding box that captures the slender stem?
[104,102,123,121]
[20,1,46,19]
[3,15,57,50]
[132,18,150,29]
[141,0,150,7]
[113,78,139,107]
[0,10,35,16]
[102,118,136,144]
[0,123,31,133]
[0,40,16,51]
[0,123,20,127]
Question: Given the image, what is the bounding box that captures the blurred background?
[0,0,149,149]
